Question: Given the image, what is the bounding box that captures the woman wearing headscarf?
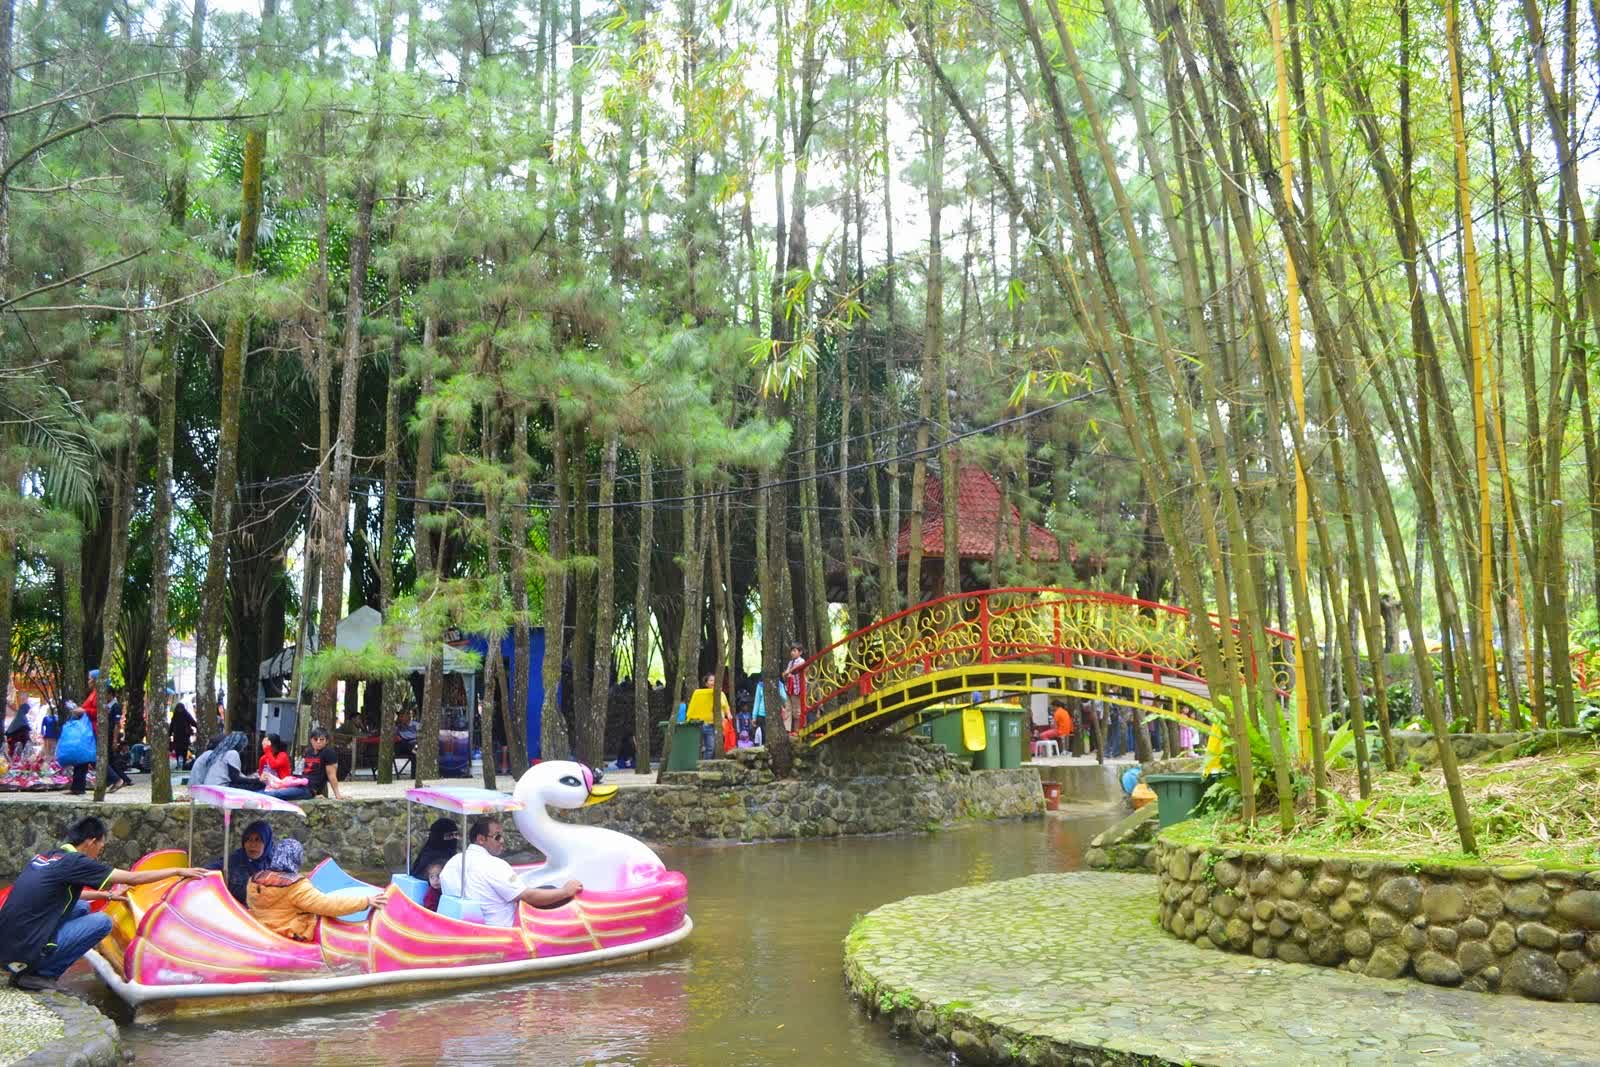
[207,819,274,906]
[188,732,263,791]
[409,817,460,881]
[168,701,194,769]
[4,699,31,758]
[247,839,385,942]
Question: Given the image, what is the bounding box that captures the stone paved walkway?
[845,872,1600,1066]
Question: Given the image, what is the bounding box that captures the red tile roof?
[894,461,1061,562]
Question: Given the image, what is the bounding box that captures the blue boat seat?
[308,857,380,923]
[391,873,429,905]
[437,894,486,924]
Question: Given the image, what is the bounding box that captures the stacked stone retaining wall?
[1379,728,1586,768]
[1154,835,1600,1002]
[0,735,1043,875]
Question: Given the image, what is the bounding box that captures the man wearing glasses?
[437,818,581,927]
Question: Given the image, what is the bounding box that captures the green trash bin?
[919,706,974,766]
[974,706,1003,769]
[665,720,703,771]
[1146,772,1209,828]
[996,706,1027,769]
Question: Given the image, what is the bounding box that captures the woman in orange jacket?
[247,839,385,942]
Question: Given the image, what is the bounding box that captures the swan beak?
[584,783,618,806]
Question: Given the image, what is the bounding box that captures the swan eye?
[559,775,581,787]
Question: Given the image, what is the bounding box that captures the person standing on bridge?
[782,646,806,731]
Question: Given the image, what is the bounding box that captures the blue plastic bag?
[57,715,97,765]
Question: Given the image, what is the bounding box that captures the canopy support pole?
[222,808,233,882]
[459,812,468,897]
[405,798,412,874]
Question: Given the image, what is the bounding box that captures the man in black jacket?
[0,816,206,991]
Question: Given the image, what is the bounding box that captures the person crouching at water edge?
[0,816,208,991]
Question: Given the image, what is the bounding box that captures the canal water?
[90,810,1119,1066]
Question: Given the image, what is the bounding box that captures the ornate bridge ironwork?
[794,587,1294,746]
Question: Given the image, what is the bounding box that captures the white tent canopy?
[259,606,477,681]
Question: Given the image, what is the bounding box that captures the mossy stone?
[1458,939,1494,974]
[1504,883,1552,919]
[1504,948,1568,999]
[1343,927,1373,957]
[1375,876,1422,917]
[1421,884,1469,923]
[1414,950,1463,986]
[1554,890,1600,929]
[1517,922,1559,950]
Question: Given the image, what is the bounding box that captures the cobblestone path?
[845,872,1599,1066]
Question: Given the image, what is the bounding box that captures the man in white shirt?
[438,818,581,927]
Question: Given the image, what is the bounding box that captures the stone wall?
[1154,835,1600,1002]
[1084,802,1159,872]
[0,735,1043,876]
[562,735,1044,842]
[1380,729,1586,768]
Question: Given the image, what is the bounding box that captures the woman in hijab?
[208,819,274,905]
[247,839,385,942]
[410,817,460,880]
[189,732,263,790]
[169,701,195,769]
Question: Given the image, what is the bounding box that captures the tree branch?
[1,109,277,191]
[2,272,254,315]
[0,248,150,308]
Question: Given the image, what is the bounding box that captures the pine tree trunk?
[584,434,620,767]
[314,169,377,731]
[633,451,655,772]
[539,419,572,760]
[195,121,266,750]
[507,409,532,773]
[93,335,139,801]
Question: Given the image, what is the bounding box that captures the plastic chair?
[308,857,380,923]
[437,894,486,924]
[391,873,429,905]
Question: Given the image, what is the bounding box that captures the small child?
[41,707,61,766]
[423,862,443,911]
[735,729,754,749]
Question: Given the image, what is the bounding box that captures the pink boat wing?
[126,874,327,986]
[369,883,530,973]
[521,872,687,958]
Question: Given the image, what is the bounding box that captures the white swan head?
[513,760,617,812]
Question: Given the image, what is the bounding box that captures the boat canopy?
[404,786,524,814]
[189,784,308,815]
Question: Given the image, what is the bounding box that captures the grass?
[1170,741,1600,869]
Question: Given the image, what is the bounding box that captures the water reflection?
[109,811,1119,1067]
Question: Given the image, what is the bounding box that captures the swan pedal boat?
[84,763,691,1020]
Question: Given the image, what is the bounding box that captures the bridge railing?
[797,587,1293,729]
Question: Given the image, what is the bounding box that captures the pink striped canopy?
[189,784,307,815]
[404,786,524,814]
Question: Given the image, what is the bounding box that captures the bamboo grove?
[0,0,1595,849]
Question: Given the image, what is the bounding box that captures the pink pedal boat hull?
[88,861,691,1020]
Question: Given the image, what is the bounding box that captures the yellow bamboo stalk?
[1488,317,1531,723]
[1445,0,1501,728]
[1271,0,1311,764]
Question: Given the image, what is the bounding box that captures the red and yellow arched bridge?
[794,587,1293,746]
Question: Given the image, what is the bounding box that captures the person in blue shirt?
[0,816,206,991]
